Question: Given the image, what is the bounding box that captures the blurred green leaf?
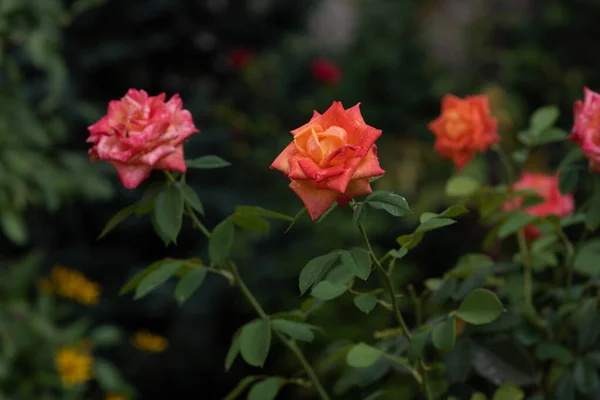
[176,182,204,216]
[559,166,581,195]
[432,318,456,351]
[234,206,293,221]
[1,211,27,245]
[535,342,573,365]
[408,330,430,363]
[573,358,599,395]
[186,155,231,169]
[353,295,377,315]
[209,218,235,266]
[175,268,207,305]
[311,281,348,301]
[455,289,504,325]
[134,261,184,300]
[97,204,137,239]
[231,213,270,235]
[492,382,524,400]
[363,191,411,218]
[446,176,481,197]
[416,217,456,233]
[95,359,125,392]
[248,378,280,400]
[91,325,122,347]
[152,185,184,244]
[240,319,271,367]
[223,376,259,400]
[225,328,241,371]
[346,343,382,368]
[574,239,600,277]
[272,319,319,342]
[498,212,536,239]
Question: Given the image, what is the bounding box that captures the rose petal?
[351,145,385,179]
[270,142,300,175]
[109,161,152,189]
[154,145,187,172]
[289,180,339,220]
[337,178,372,206]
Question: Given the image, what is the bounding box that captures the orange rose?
[428,94,499,169]
[271,102,385,220]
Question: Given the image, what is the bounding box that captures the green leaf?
[0,211,27,245]
[119,261,163,295]
[439,205,469,218]
[353,295,377,314]
[152,186,184,244]
[420,212,438,223]
[341,248,372,280]
[311,281,348,301]
[446,253,493,279]
[90,325,122,347]
[298,251,341,295]
[285,207,307,233]
[535,342,573,365]
[555,377,576,400]
[585,194,600,232]
[231,213,270,235]
[492,382,524,400]
[408,330,430,362]
[240,319,271,367]
[432,318,456,351]
[559,165,581,195]
[557,147,584,171]
[136,182,165,216]
[234,206,293,221]
[498,212,536,239]
[416,217,456,233]
[455,288,504,325]
[363,391,387,400]
[272,319,318,342]
[134,261,184,300]
[396,232,424,249]
[364,191,411,218]
[389,248,408,259]
[175,268,208,305]
[225,329,241,371]
[223,376,259,400]
[316,202,338,223]
[530,105,559,134]
[176,182,204,216]
[96,204,137,239]
[95,359,124,392]
[248,378,280,400]
[186,155,231,169]
[574,239,600,277]
[446,176,481,197]
[209,218,235,266]
[574,357,600,395]
[346,343,383,368]
[512,149,529,164]
[531,127,568,145]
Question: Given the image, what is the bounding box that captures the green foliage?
[240,319,271,367]
[346,343,383,368]
[455,289,504,325]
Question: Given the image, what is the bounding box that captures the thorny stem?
[352,202,432,400]
[174,173,330,400]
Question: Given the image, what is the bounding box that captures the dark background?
[3,0,600,398]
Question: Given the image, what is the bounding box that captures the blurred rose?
[271,101,384,220]
[504,172,574,239]
[87,89,199,189]
[428,94,499,169]
[311,58,342,85]
[229,47,254,70]
[569,87,600,172]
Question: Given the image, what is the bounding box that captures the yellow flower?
[55,346,93,387]
[131,330,168,353]
[105,394,128,400]
[49,266,101,305]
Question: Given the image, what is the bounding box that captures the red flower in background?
[229,47,254,70]
[504,172,574,239]
[86,89,199,189]
[271,101,385,220]
[428,94,499,169]
[311,58,342,85]
[569,87,600,172]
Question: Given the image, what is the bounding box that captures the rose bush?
[94,86,600,400]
